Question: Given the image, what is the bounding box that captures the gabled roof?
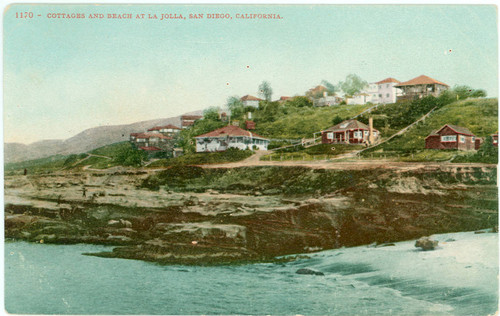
[376,77,400,84]
[135,133,172,140]
[280,96,291,101]
[195,125,267,139]
[148,124,181,131]
[324,120,379,132]
[181,115,203,120]
[440,124,474,136]
[139,146,161,151]
[427,124,475,137]
[240,95,263,101]
[426,129,440,137]
[395,75,449,87]
[308,85,327,93]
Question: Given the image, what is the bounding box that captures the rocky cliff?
[4,165,497,264]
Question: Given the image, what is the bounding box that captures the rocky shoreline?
[5,165,498,265]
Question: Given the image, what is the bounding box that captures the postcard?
[3,3,498,315]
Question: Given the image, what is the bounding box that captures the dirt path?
[201,157,496,171]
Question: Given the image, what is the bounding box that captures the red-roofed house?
[131,132,172,150]
[240,95,263,107]
[147,124,181,136]
[194,125,269,152]
[425,124,476,150]
[321,119,379,144]
[395,75,449,101]
[181,115,203,129]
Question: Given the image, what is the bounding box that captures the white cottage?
[195,125,269,152]
[376,77,402,104]
[240,95,263,108]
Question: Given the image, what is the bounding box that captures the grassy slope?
[4,154,71,173]
[364,98,498,155]
[147,149,254,168]
[5,141,133,173]
[254,104,372,139]
[262,144,365,161]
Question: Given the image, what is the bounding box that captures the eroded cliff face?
[4,165,498,264]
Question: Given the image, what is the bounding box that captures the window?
[354,131,362,139]
[386,84,389,88]
[378,94,382,97]
[472,137,476,142]
[459,136,466,143]
[386,93,390,98]
[494,139,498,144]
[441,135,457,142]
[340,123,349,128]
[364,131,369,136]
[327,132,333,139]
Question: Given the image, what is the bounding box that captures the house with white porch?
[240,95,263,107]
[194,125,269,152]
[147,124,181,136]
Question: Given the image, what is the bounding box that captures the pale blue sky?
[3,4,498,143]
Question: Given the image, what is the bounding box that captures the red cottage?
[425,124,476,150]
[492,133,498,147]
[321,119,379,145]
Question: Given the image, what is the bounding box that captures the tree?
[284,96,313,108]
[321,80,338,96]
[258,81,273,101]
[453,85,473,100]
[470,89,487,98]
[478,136,497,156]
[339,74,368,96]
[114,146,148,167]
[452,85,487,100]
[331,115,344,126]
[203,106,221,121]
[226,96,244,118]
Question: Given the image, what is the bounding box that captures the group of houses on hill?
[129,114,204,155]
[309,75,450,107]
[129,74,493,156]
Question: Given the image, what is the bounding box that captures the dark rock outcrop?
[296,268,325,276]
[415,237,439,251]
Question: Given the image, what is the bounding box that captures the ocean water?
[4,232,498,315]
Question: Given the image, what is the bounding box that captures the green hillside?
[4,154,72,173]
[364,98,497,154]
[5,141,139,173]
[254,104,372,139]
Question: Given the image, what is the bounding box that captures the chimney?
[368,117,374,144]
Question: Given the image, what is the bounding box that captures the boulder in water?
[415,237,438,251]
[296,268,324,276]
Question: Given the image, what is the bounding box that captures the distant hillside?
[4,111,202,163]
